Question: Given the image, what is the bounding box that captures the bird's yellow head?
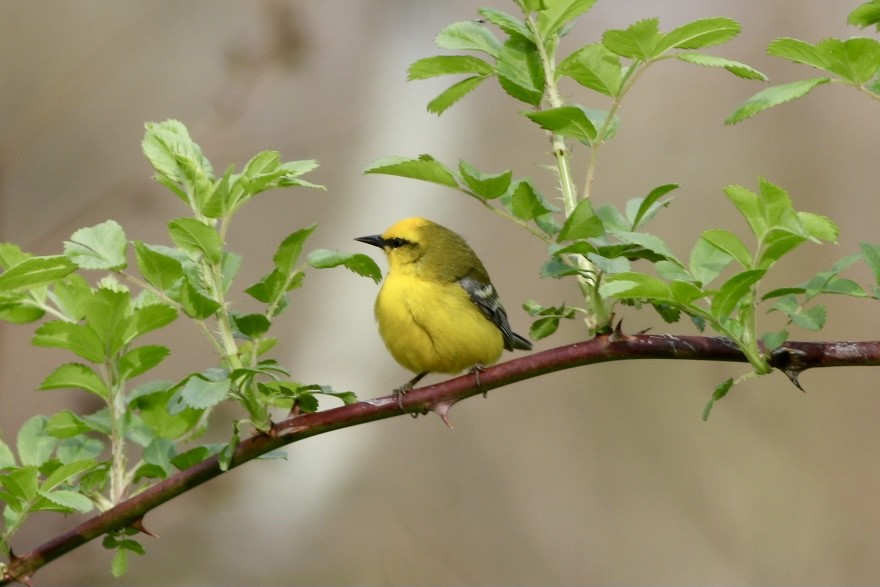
[355,217,487,280]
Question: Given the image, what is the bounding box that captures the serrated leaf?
[17,415,58,467]
[42,459,98,492]
[524,105,596,143]
[131,385,203,440]
[308,250,382,284]
[124,303,177,344]
[459,161,512,200]
[530,316,560,339]
[675,53,767,80]
[849,1,880,30]
[407,55,494,80]
[496,36,544,106]
[726,77,830,124]
[142,120,214,212]
[179,370,230,410]
[658,17,741,52]
[723,184,765,239]
[179,272,221,319]
[33,320,105,363]
[711,269,765,320]
[0,438,16,469]
[558,198,604,241]
[364,155,459,188]
[272,225,316,277]
[168,218,223,264]
[119,345,170,380]
[38,488,94,513]
[39,363,108,398]
[860,242,880,286]
[435,21,501,58]
[791,304,826,330]
[85,287,130,357]
[600,272,674,300]
[602,18,661,60]
[700,229,752,269]
[427,76,488,115]
[232,313,270,337]
[762,330,789,351]
[64,220,127,270]
[0,243,30,270]
[537,0,597,37]
[133,242,184,292]
[798,211,838,243]
[689,238,733,286]
[702,377,734,420]
[558,43,623,96]
[0,255,77,292]
[508,179,553,221]
[612,231,680,264]
[478,7,532,39]
[627,184,678,230]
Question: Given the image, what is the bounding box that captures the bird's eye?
[387,238,407,248]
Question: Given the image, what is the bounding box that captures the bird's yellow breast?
[375,270,504,375]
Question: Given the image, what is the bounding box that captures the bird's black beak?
[355,234,386,249]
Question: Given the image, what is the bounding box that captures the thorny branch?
[4,333,880,585]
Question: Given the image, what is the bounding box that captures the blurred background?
[2,1,879,585]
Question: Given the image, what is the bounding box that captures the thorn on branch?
[609,318,628,342]
[130,517,158,538]
[430,401,456,429]
[769,347,808,392]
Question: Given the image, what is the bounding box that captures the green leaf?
[849,1,880,30]
[658,17,741,52]
[45,410,98,438]
[232,313,270,338]
[702,377,733,420]
[791,304,826,331]
[364,154,459,188]
[558,198,604,240]
[85,287,130,357]
[0,292,45,324]
[17,415,59,467]
[119,345,170,380]
[53,274,92,321]
[687,236,732,289]
[508,179,554,221]
[496,36,544,105]
[111,547,129,578]
[530,316,560,339]
[407,55,494,80]
[0,256,77,292]
[524,105,596,143]
[536,0,597,37]
[37,488,94,513]
[599,272,674,301]
[33,320,105,363]
[700,229,752,269]
[558,43,623,96]
[0,243,30,270]
[178,369,230,410]
[675,53,768,80]
[798,211,838,243]
[171,445,223,470]
[860,242,880,286]
[0,437,16,469]
[39,363,108,399]
[124,303,177,343]
[602,18,662,60]
[436,21,502,58]
[427,76,489,115]
[711,269,766,320]
[612,231,680,264]
[308,250,382,284]
[769,37,880,83]
[131,384,204,440]
[142,120,214,213]
[726,78,830,124]
[478,7,532,40]
[42,459,98,492]
[63,220,127,270]
[762,330,789,351]
[179,273,221,319]
[459,161,512,200]
[723,184,764,239]
[628,184,678,229]
[168,218,223,264]
[133,242,184,292]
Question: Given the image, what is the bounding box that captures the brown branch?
[4,334,880,584]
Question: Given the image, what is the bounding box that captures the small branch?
[4,334,880,584]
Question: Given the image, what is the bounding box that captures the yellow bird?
[356,217,532,407]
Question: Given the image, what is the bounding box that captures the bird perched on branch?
[356,217,532,409]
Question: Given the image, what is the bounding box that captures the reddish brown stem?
[3,334,880,584]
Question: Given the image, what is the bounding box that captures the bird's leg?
[469,364,487,397]
[394,371,428,414]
